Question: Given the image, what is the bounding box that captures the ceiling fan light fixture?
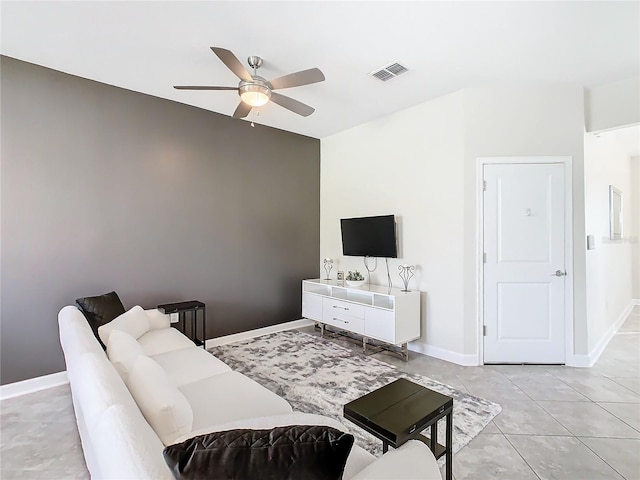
[239,83,271,107]
[175,48,324,117]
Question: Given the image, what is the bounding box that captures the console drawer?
[322,298,365,319]
[323,314,365,335]
[322,299,365,334]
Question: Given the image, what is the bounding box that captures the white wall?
[585,76,640,133]
[633,156,640,299]
[463,86,587,357]
[321,91,467,358]
[321,84,587,364]
[584,127,638,353]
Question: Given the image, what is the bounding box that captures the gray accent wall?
[0,56,320,384]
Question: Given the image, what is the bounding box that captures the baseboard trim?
[408,341,479,366]
[0,371,68,400]
[567,300,636,368]
[565,354,591,368]
[205,319,314,349]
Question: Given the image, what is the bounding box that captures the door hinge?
[483,325,487,336]
[482,180,487,191]
[483,253,487,263]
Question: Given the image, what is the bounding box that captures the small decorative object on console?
[336,271,344,286]
[398,264,415,292]
[323,258,334,280]
[346,270,366,287]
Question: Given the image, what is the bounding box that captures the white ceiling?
[2,1,639,139]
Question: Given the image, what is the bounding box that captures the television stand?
[318,324,410,361]
[302,279,420,361]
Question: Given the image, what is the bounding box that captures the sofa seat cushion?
[98,305,151,346]
[163,425,354,480]
[179,371,293,432]
[137,328,195,356]
[150,347,231,387]
[350,440,441,480]
[173,412,350,443]
[128,355,194,445]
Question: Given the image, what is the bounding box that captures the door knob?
[552,270,567,277]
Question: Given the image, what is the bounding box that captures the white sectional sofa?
[59,304,442,479]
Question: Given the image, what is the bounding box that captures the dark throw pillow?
[75,291,126,349]
[163,425,354,480]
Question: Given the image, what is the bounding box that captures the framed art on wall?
[609,185,623,240]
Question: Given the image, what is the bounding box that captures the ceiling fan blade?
[232,101,252,119]
[173,86,238,90]
[270,92,315,117]
[211,47,253,82]
[268,68,325,90]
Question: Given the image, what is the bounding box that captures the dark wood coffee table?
[344,378,453,480]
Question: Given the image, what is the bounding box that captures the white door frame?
[476,156,574,365]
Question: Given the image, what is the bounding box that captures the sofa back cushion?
[127,355,194,445]
[107,329,145,383]
[145,308,171,331]
[76,291,126,349]
[98,305,151,347]
[163,425,354,480]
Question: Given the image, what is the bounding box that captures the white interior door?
[483,163,566,364]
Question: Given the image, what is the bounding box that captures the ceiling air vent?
[370,62,409,82]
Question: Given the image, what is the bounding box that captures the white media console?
[302,279,421,360]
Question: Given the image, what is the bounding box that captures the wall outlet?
[170,313,179,324]
[587,235,595,250]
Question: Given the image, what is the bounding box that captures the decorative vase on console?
[345,270,366,287]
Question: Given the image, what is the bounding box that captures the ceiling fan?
[174,47,325,119]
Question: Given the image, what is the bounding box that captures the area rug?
[210,330,501,458]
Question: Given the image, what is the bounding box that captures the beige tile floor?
[1,306,638,479]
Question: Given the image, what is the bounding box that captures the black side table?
[344,378,453,480]
[157,300,206,348]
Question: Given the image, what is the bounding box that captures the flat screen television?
[340,215,398,258]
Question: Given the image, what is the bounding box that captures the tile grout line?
[542,369,598,402]
[458,370,545,480]
[605,376,640,397]
[593,403,640,434]
[533,398,585,438]
[575,436,630,480]
[501,432,543,480]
